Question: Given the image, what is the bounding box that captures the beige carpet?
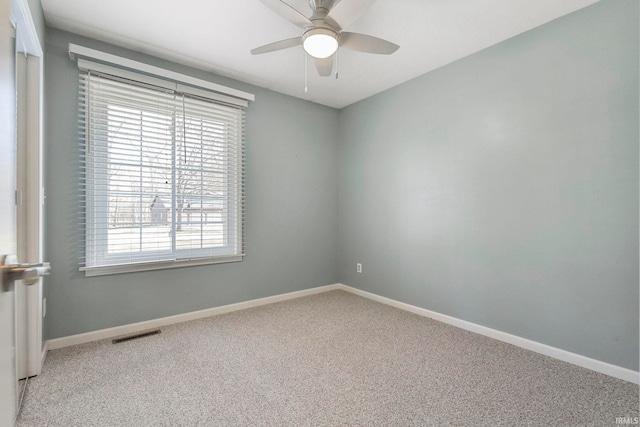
[17,290,639,426]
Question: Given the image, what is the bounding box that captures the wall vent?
[112,329,161,344]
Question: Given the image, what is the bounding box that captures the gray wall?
[44,28,339,339]
[338,0,639,370]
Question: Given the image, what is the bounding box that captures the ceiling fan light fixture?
[302,28,338,58]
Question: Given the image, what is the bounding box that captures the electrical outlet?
[43,298,46,318]
[356,263,362,273]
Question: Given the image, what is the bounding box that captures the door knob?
[1,254,50,291]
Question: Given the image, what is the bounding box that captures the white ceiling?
[41,0,599,109]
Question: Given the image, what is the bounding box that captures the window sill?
[81,255,243,277]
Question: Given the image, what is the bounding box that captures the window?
[78,62,247,275]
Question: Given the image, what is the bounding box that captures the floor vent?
[112,329,161,344]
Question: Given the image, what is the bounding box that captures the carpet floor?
[17,290,639,426]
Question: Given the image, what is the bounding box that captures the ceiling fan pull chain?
[335,49,339,79]
[304,51,309,94]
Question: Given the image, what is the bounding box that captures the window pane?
[105,97,174,258]
[175,113,229,253]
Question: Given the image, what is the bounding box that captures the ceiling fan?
[251,0,399,77]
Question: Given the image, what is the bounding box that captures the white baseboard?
[44,281,638,385]
[46,283,342,350]
[335,284,640,385]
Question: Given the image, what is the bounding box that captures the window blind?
[79,69,245,274]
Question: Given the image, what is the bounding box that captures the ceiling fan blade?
[258,0,312,28]
[251,37,302,55]
[314,56,334,77]
[325,0,377,30]
[339,32,399,55]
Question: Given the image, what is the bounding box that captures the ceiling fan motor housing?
[309,0,335,18]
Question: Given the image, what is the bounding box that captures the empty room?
[0,0,638,425]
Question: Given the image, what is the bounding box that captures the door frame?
[12,0,44,380]
[0,1,18,422]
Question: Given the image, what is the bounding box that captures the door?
[0,0,19,424]
[16,32,44,383]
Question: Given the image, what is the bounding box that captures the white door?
[15,26,44,383]
[0,0,19,424]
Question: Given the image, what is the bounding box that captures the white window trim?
[82,255,243,277]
